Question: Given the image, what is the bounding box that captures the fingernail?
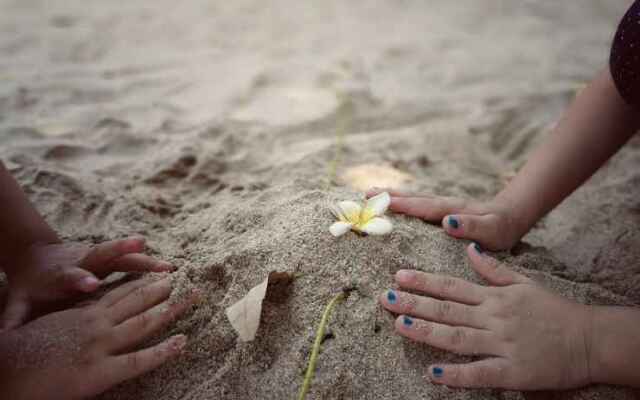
[448,216,459,229]
[79,276,99,291]
[432,366,444,378]
[403,316,413,327]
[396,269,415,282]
[387,290,397,304]
[473,242,483,254]
[171,334,187,351]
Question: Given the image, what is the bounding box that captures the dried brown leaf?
[225,271,293,342]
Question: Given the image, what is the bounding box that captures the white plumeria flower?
[329,192,393,237]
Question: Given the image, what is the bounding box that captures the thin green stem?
[298,291,347,400]
[324,94,350,191]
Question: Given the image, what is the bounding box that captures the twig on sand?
[298,288,353,400]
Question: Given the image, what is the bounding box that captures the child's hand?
[0,276,197,400]
[1,237,174,330]
[367,189,525,251]
[379,244,593,390]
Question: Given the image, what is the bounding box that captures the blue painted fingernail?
[387,290,397,304]
[473,242,483,253]
[433,366,444,378]
[448,216,459,229]
[403,316,413,326]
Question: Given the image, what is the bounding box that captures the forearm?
[495,68,640,234]
[588,305,640,387]
[0,161,60,273]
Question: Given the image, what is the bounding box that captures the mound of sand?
[1,1,639,399]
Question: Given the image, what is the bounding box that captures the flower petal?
[360,217,393,235]
[364,192,391,217]
[337,201,362,223]
[329,203,345,220]
[330,221,353,237]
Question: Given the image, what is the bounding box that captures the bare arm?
[368,68,640,250]
[0,161,60,272]
[588,306,640,387]
[496,68,640,235]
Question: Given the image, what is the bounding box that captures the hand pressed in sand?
[1,237,174,330]
[367,189,526,251]
[0,276,198,400]
[380,243,595,390]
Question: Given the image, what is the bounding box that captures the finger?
[395,270,487,305]
[108,278,172,324]
[99,276,158,308]
[467,243,530,286]
[395,315,497,356]
[98,335,187,391]
[57,267,100,293]
[428,358,511,389]
[81,237,146,275]
[110,254,174,274]
[110,295,197,353]
[1,292,30,330]
[379,289,485,329]
[442,214,500,244]
[387,196,468,222]
[366,188,427,198]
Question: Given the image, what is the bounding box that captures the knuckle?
[412,273,429,292]
[459,304,473,324]
[155,343,169,359]
[467,365,491,387]
[438,277,457,297]
[402,295,417,313]
[415,321,433,339]
[125,353,140,371]
[435,300,452,320]
[136,312,152,329]
[463,218,476,234]
[134,286,151,301]
[449,327,467,349]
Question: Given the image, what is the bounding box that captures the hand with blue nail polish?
[366,189,526,251]
[377,243,638,390]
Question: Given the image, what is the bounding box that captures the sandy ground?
[1,0,639,399]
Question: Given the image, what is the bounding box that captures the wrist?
[585,305,640,386]
[582,305,598,385]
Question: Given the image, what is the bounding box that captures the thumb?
[442,214,501,245]
[1,291,31,330]
[58,267,101,293]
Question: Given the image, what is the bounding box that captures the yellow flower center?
[343,207,376,231]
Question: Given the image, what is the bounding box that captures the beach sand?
[1,1,639,399]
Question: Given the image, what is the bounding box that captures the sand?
[1,0,639,399]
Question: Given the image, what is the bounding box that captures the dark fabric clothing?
[610,0,640,109]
